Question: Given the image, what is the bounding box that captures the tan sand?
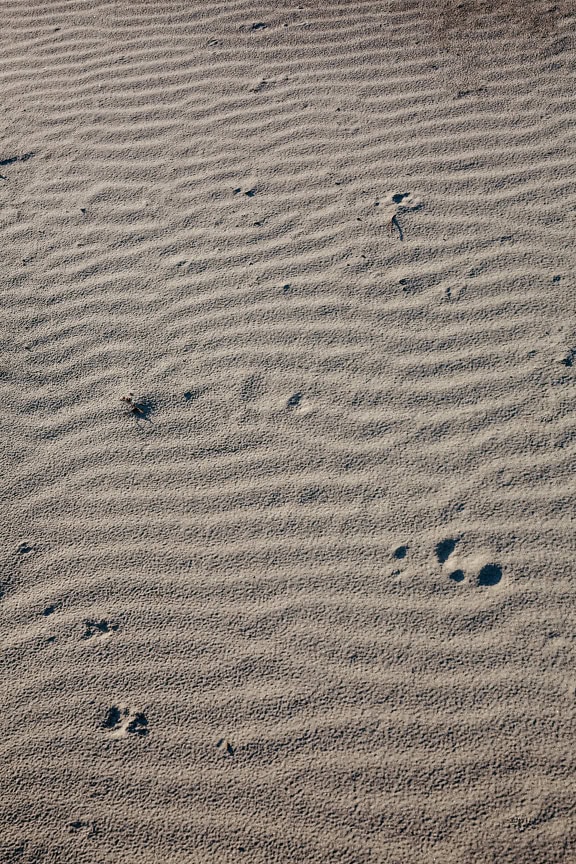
[1,1,576,862]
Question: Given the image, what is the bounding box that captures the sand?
[1,1,576,862]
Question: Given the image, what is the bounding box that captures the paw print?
[102,705,148,738]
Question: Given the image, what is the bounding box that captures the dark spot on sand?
[0,152,35,167]
[435,538,457,564]
[286,392,302,409]
[477,563,502,586]
[126,712,148,736]
[184,389,202,402]
[216,738,235,756]
[102,706,122,729]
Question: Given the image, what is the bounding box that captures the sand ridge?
[1,1,576,862]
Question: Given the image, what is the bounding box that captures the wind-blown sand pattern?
[2,1,576,862]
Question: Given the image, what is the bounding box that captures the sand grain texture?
[1,1,576,862]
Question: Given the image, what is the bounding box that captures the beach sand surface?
[1,1,576,862]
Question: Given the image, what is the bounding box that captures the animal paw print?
[69,819,94,837]
[286,391,313,415]
[386,191,422,210]
[391,544,408,576]
[120,393,153,420]
[435,537,457,565]
[436,538,502,587]
[384,190,423,239]
[435,537,467,582]
[102,705,148,738]
[82,619,119,641]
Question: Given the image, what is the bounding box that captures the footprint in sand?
[102,705,148,738]
[68,819,94,837]
[251,79,275,93]
[476,563,502,586]
[435,537,457,565]
[443,281,467,301]
[184,388,203,402]
[120,393,154,421]
[233,186,257,197]
[435,537,465,582]
[436,538,503,587]
[0,152,35,168]
[385,191,422,239]
[386,191,422,209]
[391,545,409,576]
[393,544,408,560]
[390,545,408,577]
[286,391,313,415]
[82,619,119,642]
[216,737,235,757]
